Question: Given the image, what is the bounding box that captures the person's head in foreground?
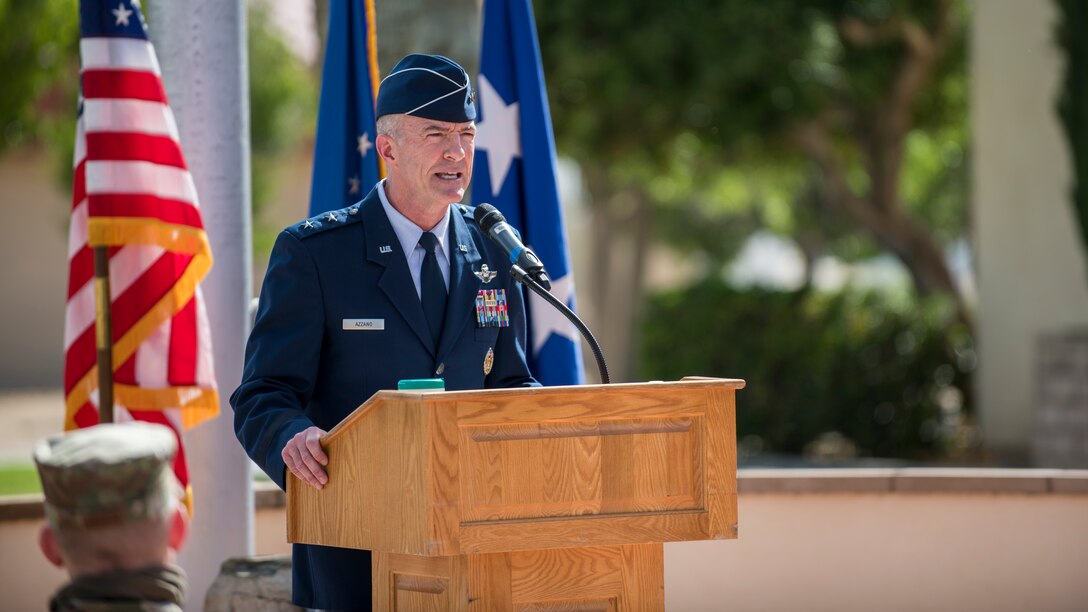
[34,421,188,609]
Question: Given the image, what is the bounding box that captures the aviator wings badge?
[474,264,498,284]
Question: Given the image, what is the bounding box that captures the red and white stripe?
[65,32,217,495]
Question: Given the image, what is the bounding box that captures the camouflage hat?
[33,422,180,529]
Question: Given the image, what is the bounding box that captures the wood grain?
[287,378,743,610]
[515,600,616,612]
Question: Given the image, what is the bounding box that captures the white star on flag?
[357,133,372,157]
[112,2,133,26]
[528,273,579,355]
[475,75,521,196]
[348,174,360,195]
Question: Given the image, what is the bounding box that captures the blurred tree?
[640,282,977,459]
[0,0,80,180]
[313,0,481,78]
[1055,0,1088,278]
[247,2,317,224]
[537,0,970,375]
[0,1,316,253]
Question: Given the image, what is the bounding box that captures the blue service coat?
[230,187,537,610]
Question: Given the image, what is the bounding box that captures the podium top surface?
[325,377,745,440]
[291,376,743,555]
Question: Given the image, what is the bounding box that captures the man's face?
[384,115,476,212]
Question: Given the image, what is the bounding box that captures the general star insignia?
[474,264,498,283]
[326,212,339,223]
[302,220,315,229]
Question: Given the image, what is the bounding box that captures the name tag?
[343,318,384,331]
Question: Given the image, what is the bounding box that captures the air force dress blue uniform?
[230,54,538,611]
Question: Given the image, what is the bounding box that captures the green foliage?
[0,1,315,235]
[639,281,976,459]
[538,0,821,163]
[0,462,273,498]
[537,0,969,273]
[0,0,80,187]
[1055,0,1088,272]
[248,3,318,218]
[0,0,80,152]
[0,463,42,497]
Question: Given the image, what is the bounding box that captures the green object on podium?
[397,378,445,391]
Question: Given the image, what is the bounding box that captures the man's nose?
[444,136,467,160]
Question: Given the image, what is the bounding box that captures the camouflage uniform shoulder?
[285,203,365,240]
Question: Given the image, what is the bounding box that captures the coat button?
[435,363,445,376]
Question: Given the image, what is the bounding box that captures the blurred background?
[1,0,1085,480]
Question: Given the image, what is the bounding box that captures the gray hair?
[376,114,404,140]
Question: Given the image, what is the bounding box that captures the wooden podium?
[287,378,743,610]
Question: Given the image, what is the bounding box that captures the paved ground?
[0,389,66,464]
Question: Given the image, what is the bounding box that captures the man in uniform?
[34,421,189,611]
[231,53,538,610]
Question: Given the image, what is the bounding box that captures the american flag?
[65,0,218,505]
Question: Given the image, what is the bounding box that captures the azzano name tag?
[343,318,385,331]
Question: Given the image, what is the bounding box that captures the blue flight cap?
[376,54,477,123]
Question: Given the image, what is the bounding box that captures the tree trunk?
[581,167,651,382]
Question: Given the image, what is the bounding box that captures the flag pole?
[93,246,114,423]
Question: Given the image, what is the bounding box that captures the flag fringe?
[364,0,385,180]
[88,218,212,255]
[65,249,214,426]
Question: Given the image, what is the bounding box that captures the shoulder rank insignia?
[474,264,497,284]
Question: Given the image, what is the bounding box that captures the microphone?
[473,204,551,290]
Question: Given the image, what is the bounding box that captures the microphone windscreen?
[473,203,504,234]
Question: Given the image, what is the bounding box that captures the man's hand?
[282,426,329,490]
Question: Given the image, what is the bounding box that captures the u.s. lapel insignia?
[483,347,494,376]
[379,245,392,254]
[458,243,469,253]
[474,264,497,284]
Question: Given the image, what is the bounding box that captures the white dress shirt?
[377,180,452,299]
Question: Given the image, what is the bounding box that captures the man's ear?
[38,524,65,568]
[375,133,396,163]
[168,506,189,552]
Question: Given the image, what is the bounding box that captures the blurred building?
[972,0,1088,464]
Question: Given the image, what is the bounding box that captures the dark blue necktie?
[418,231,447,346]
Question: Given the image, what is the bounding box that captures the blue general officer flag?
[474,0,585,386]
[308,0,382,216]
